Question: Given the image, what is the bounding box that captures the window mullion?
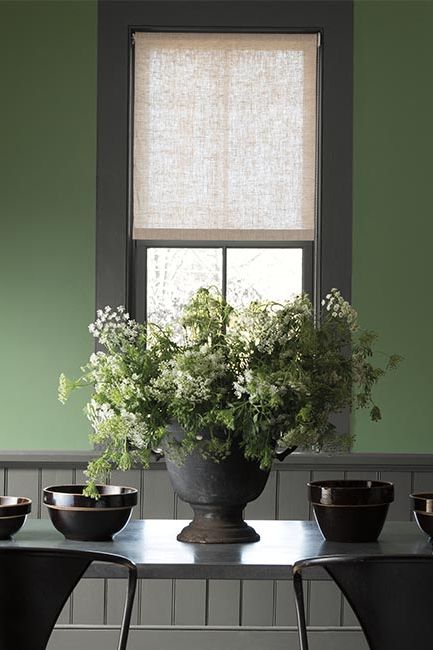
[222,246,227,300]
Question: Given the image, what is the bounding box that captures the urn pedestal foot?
[177,505,260,544]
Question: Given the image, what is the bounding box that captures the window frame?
[96,0,353,315]
[133,240,314,323]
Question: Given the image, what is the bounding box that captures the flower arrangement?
[59,288,400,497]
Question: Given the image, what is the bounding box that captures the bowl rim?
[410,492,433,500]
[308,480,394,490]
[43,484,138,509]
[43,484,138,496]
[410,493,433,514]
[0,496,32,506]
[308,480,394,506]
[0,496,32,517]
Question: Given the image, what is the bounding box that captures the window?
[96,1,353,321]
[132,30,317,322]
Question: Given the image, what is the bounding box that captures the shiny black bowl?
[308,479,394,542]
[0,496,32,539]
[410,492,433,540]
[43,485,138,541]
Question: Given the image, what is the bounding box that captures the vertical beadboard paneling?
[141,579,173,625]
[342,594,358,626]
[0,469,4,494]
[345,470,378,481]
[141,470,176,623]
[241,580,274,626]
[74,468,88,485]
[380,471,411,521]
[107,469,143,625]
[309,580,342,626]
[274,581,300,626]
[276,469,310,625]
[106,579,139,625]
[56,600,72,625]
[243,472,277,625]
[412,471,433,494]
[277,469,310,520]
[142,469,175,518]
[176,494,193,519]
[309,470,344,627]
[174,580,207,625]
[6,468,40,517]
[245,471,277,520]
[110,469,142,518]
[207,580,241,626]
[72,579,105,624]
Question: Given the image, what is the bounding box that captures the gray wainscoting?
[2,451,432,650]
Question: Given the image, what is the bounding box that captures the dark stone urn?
[165,434,271,544]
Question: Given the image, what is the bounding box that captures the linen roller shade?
[133,32,318,241]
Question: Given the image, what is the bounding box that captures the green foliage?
[59,289,400,497]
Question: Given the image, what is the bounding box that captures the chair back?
[294,555,433,650]
[0,548,137,650]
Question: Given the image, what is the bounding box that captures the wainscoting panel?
[412,470,433,495]
[274,580,299,627]
[2,451,433,650]
[207,580,241,626]
[72,579,105,624]
[241,580,275,626]
[6,468,40,517]
[380,470,412,521]
[277,470,311,520]
[174,580,207,625]
[141,579,173,625]
[107,578,140,626]
[243,471,277,626]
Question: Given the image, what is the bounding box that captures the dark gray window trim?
[96,0,353,312]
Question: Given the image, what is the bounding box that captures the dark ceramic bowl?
[43,485,138,541]
[308,480,394,542]
[410,493,433,540]
[0,496,32,539]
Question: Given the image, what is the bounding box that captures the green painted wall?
[352,0,433,452]
[0,0,431,451]
[0,1,96,449]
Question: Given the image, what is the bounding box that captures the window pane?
[226,249,303,306]
[147,248,222,325]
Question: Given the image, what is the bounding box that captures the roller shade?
[133,32,318,241]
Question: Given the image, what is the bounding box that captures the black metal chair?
[293,554,433,650]
[0,547,137,650]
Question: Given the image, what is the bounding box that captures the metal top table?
[1,520,431,580]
